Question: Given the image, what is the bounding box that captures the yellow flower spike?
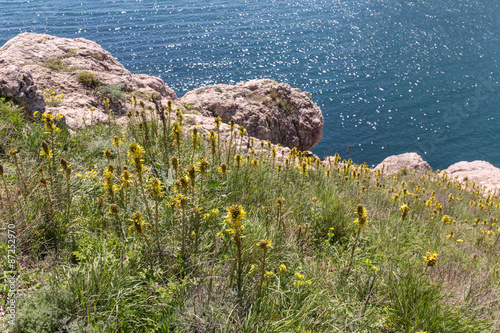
[256,239,273,250]
[128,210,148,234]
[112,135,122,147]
[218,163,230,177]
[147,177,164,200]
[103,148,112,158]
[354,204,368,228]
[212,208,219,216]
[213,116,222,130]
[423,251,438,267]
[42,113,58,133]
[40,140,53,160]
[279,264,287,273]
[399,203,410,220]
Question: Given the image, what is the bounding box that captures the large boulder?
[0,32,176,127]
[373,152,431,175]
[443,160,500,195]
[180,79,323,150]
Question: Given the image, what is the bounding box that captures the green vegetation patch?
[0,97,499,332]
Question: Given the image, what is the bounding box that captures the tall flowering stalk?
[109,204,125,238]
[147,177,163,232]
[171,192,189,267]
[8,149,27,196]
[171,121,182,157]
[346,204,368,275]
[112,135,123,170]
[170,156,180,180]
[103,164,116,202]
[60,158,72,220]
[42,113,59,187]
[213,117,222,164]
[38,168,54,216]
[128,143,153,223]
[218,163,230,202]
[0,164,10,206]
[238,125,246,153]
[208,130,218,167]
[119,166,133,210]
[157,100,172,165]
[40,141,54,187]
[225,204,247,299]
[275,197,285,230]
[128,210,153,266]
[190,126,200,163]
[139,101,150,150]
[197,157,209,199]
[256,239,273,298]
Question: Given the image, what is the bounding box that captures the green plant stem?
[346,226,362,276]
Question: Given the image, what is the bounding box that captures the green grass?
[1,97,500,332]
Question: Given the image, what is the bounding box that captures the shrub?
[43,58,65,71]
[76,71,101,89]
[13,287,74,333]
[98,84,126,104]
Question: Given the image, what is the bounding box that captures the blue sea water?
[1,0,499,169]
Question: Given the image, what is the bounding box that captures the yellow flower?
[218,163,230,177]
[249,264,257,273]
[354,204,368,228]
[264,271,274,279]
[279,264,287,273]
[442,215,451,225]
[147,177,163,200]
[40,140,53,160]
[103,148,112,158]
[224,204,246,237]
[423,251,438,267]
[212,208,219,216]
[170,192,189,210]
[112,135,123,146]
[42,113,57,133]
[256,239,273,250]
[128,211,148,234]
[120,169,133,190]
[399,203,409,219]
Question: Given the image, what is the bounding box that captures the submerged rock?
[181,79,323,150]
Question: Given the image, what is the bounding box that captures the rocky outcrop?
[443,161,500,195]
[0,32,176,128]
[180,79,323,150]
[1,33,323,151]
[373,152,432,175]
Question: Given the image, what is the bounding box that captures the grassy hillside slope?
[1,97,499,332]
